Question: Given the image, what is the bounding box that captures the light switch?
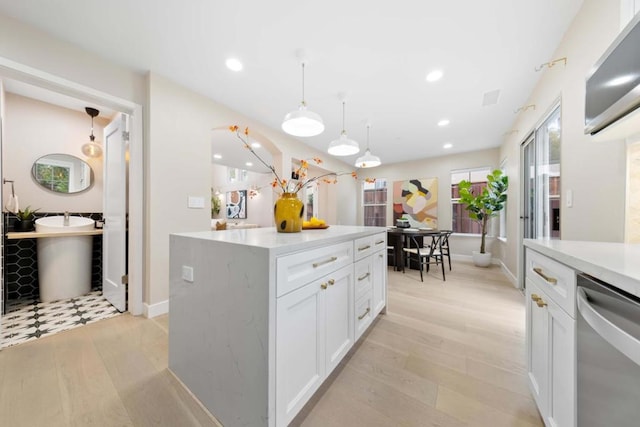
[188,196,205,209]
[182,265,194,282]
[566,189,573,208]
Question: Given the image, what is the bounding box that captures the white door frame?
[0,56,144,316]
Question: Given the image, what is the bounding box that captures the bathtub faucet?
[64,211,70,226]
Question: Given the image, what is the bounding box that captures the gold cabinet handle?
[375,240,385,245]
[328,279,335,286]
[358,307,371,320]
[313,256,338,268]
[533,267,557,285]
[536,299,547,308]
[358,272,370,281]
[358,245,371,252]
[320,283,328,290]
[531,293,541,302]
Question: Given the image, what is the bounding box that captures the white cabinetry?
[526,248,576,427]
[169,226,388,427]
[276,264,353,425]
[620,0,640,30]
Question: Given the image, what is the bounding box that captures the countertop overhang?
[524,239,640,297]
[172,225,388,256]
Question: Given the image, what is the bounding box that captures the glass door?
[520,106,561,288]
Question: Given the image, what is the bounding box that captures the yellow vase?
[274,192,304,233]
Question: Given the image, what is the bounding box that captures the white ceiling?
[0,0,584,167]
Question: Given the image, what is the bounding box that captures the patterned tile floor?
[1,291,121,348]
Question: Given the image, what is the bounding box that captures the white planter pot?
[472,251,492,268]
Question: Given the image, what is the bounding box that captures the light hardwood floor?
[0,260,541,426]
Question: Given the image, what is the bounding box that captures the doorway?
[0,57,143,346]
[519,105,562,288]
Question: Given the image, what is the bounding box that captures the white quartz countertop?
[172,225,388,255]
[524,239,640,297]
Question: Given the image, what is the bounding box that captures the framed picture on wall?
[226,190,247,219]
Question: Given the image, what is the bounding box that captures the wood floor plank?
[0,259,540,427]
[52,326,132,426]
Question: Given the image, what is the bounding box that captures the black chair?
[439,230,453,271]
[402,233,446,282]
[387,244,397,270]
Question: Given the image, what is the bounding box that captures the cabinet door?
[526,280,549,417]
[372,250,387,315]
[276,279,326,427]
[324,265,354,375]
[547,298,576,427]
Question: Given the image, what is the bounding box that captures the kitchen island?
[169,226,388,427]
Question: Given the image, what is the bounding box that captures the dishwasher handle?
[577,287,640,366]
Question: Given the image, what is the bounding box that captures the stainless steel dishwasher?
[577,273,640,427]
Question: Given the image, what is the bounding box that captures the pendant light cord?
[301,63,306,106]
[90,115,95,142]
[342,101,346,133]
[366,124,371,150]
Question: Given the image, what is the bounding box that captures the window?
[451,168,491,234]
[499,159,507,240]
[362,179,387,226]
[34,163,70,193]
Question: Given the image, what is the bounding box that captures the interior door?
[103,114,128,312]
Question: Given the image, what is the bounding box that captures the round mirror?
[31,153,94,194]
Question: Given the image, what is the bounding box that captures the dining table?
[386,227,442,271]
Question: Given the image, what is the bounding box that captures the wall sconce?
[535,57,567,72]
[514,104,536,114]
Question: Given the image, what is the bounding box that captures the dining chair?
[402,233,446,282]
[439,230,453,271]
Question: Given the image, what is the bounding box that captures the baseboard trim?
[451,254,500,265]
[144,300,169,318]
[499,261,519,288]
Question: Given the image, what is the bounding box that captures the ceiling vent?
[482,89,501,107]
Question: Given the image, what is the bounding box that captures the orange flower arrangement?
[230,126,357,194]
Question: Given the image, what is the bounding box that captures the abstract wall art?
[393,178,438,228]
[226,190,247,219]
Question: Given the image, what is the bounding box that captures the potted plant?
[458,169,508,267]
[211,189,221,218]
[15,205,40,232]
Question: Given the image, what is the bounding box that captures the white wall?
[211,163,273,227]
[147,73,357,305]
[3,93,108,213]
[357,148,500,256]
[499,0,627,280]
[0,14,146,107]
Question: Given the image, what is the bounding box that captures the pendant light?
[327,99,360,156]
[81,107,102,157]
[355,123,381,168]
[281,60,325,137]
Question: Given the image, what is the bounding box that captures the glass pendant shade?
[282,104,325,137]
[81,139,102,157]
[328,131,360,156]
[355,149,381,168]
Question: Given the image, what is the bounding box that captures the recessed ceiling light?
[225,58,243,72]
[438,119,450,127]
[245,162,253,167]
[213,154,222,159]
[426,69,443,82]
[443,143,453,149]
[251,142,261,148]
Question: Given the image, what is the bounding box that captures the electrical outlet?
[182,265,194,282]
[566,189,573,208]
